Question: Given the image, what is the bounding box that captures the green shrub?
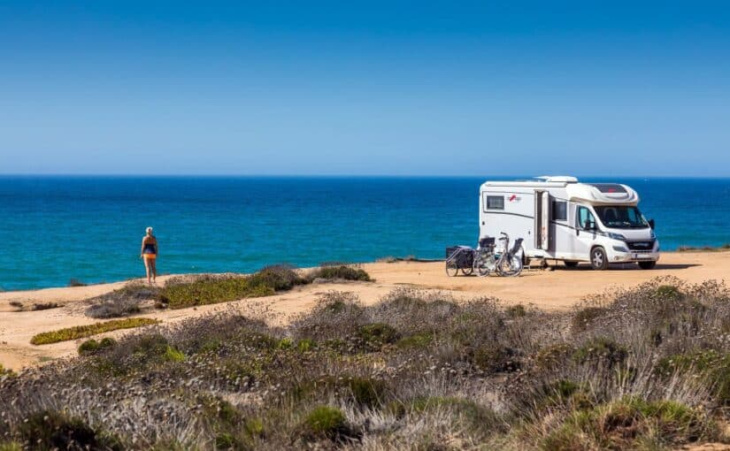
[306,406,345,434]
[78,337,117,355]
[160,276,274,309]
[573,337,628,367]
[534,344,576,371]
[164,345,185,362]
[541,398,715,450]
[297,338,315,352]
[244,418,265,438]
[357,323,400,350]
[472,345,520,373]
[277,338,293,349]
[396,332,434,349]
[571,306,608,332]
[656,285,683,300]
[347,377,387,408]
[300,406,356,442]
[308,265,372,282]
[538,380,595,412]
[197,338,223,354]
[133,333,170,356]
[130,335,189,364]
[505,304,527,318]
[31,318,160,345]
[214,433,237,450]
[286,376,387,409]
[0,363,14,377]
[248,265,305,291]
[159,266,307,309]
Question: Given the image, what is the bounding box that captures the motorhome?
[479,176,660,270]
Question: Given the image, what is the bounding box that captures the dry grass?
[4,278,730,449]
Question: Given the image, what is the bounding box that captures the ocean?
[0,176,728,291]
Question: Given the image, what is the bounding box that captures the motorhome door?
[574,205,598,257]
[534,191,550,251]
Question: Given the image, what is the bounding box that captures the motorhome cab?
[479,176,660,270]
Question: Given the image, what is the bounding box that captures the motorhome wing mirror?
[583,220,596,231]
[649,219,655,230]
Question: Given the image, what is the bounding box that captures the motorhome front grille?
[627,240,655,251]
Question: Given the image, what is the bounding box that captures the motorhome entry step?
[525,257,549,271]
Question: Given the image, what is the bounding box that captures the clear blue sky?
[1,1,729,176]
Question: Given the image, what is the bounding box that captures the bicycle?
[496,232,524,277]
[473,233,524,277]
[473,237,497,277]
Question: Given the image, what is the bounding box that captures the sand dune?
[1,251,727,371]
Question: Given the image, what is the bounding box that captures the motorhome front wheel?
[590,247,609,270]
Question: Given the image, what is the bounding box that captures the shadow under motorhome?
[479,176,660,270]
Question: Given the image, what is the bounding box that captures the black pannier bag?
[445,246,474,268]
[479,237,495,249]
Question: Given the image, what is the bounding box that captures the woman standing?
[140,227,158,283]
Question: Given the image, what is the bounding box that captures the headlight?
[608,232,626,241]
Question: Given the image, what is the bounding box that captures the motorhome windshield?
[594,206,649,229]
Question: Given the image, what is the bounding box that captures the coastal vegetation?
[677,243,730,252]
[85,264,373,316]
[306,265,372,282]
[5,277,730,449]
[68,278,88,287]
[0,364,12,378]
[8,301,61,312]
[30,318,160,345]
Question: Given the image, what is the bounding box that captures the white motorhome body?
[479,176,660,270]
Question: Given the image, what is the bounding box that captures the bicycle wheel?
[507,255,523,276]
[498,254,523,277]
[445,259,459,277]
[461,266,474,276]
[474,253,493,277]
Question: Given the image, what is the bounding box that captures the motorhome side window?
[576,206,595,229]
[486,195,504,210]
[552,200,567,221]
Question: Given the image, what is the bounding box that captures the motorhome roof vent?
[588,183,627,194]
[536,176,579,183]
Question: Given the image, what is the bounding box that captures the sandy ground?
[1,251,728,372]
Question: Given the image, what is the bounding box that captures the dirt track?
[1,251,727,371]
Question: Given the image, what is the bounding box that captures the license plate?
[633,253,652,259]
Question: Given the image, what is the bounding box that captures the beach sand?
[1,251,727,371]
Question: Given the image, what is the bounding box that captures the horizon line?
[1,173,730,179]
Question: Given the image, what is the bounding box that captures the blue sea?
[0,176,729,291]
